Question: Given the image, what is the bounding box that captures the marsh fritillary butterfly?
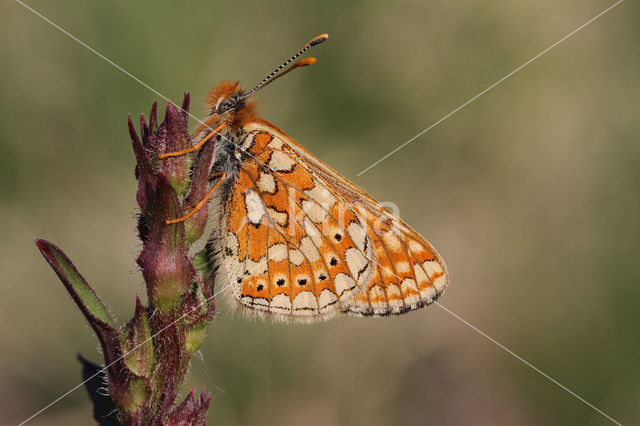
[164,34,448,321]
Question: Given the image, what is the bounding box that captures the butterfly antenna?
[242,33,328,99]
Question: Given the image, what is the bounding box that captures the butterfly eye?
[216,95,244,114]
[216,97,234,113]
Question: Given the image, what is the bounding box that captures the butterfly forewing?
[215,122,448,321]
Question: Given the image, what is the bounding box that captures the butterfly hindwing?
[215,123,448,321]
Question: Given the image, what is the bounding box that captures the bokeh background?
[1,1,638,424]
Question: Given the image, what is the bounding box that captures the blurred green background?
[2,1,638,424]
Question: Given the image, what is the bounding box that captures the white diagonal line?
[273,157,621,424]
[357,0,624,176]
[12,0,284,184]
[305,185,624,426]
[434,302,622,425]
[14,1,624,425]
[14,0,176,118]
[18,284,234,426]
[18,241,282,425]
[352,246,623,424]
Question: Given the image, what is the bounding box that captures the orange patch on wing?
[254,148,315,192]
[242,275,269,299]
[407,237,437,262]
[288,252,314,300]
[430,270,445,281]
[355,294,370,305]
[369,291,386,304]
[247,222,267,262]
[266,230,292,299]
[250,132,273,155]
[386,291,403,301]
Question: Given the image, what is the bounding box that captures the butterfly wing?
[214,122,448,321]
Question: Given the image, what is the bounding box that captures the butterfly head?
[203,81,257,132]
[207,81,246,113]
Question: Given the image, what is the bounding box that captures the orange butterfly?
[163,34,448,321]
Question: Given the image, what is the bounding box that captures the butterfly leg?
[166,172,227,224]
[159,122,227,159]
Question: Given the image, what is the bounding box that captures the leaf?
[35,239,115,327]
[36,239,151,414]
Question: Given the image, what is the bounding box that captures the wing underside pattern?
[214,124,448,322]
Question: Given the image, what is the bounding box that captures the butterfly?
[163,34,448,321]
